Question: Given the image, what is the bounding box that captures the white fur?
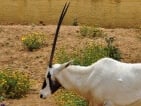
[40,75,51,98]
[41,58,141,106]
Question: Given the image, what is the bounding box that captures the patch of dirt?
[0,25,141,106]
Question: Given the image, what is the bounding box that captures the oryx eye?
[47,72,51,79]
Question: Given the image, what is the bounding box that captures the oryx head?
[40,2,70,99]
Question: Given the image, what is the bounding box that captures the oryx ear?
[57,60,73,72]
[63,60,73,68]
[53,60,73,75]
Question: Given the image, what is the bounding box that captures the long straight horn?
[48,2,70,68]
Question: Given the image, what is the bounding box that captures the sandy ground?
[0,25,141,106]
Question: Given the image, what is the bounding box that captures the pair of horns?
[48,2,70,68]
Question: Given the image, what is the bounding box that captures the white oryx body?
[40,57,141,106]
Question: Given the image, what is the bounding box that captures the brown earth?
[0,25,141,106]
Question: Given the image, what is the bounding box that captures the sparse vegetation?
[0,26,139,106]
[21,32,46,51]
[105,37,121,60]
[72,18,78,26]
[55,88,88,106]
[56,38,121,66]
[80,26,105,38]
[0,68,31,99]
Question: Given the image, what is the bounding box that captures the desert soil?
[0,25,141,106]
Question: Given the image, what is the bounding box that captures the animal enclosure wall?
[0,0,141,28]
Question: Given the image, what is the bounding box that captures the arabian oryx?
[40,2,141,106]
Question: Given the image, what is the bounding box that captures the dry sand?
[0,25,141,106]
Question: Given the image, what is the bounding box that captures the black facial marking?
[41,79,47,89]
[47,72,61,93]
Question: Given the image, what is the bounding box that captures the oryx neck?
[55,65,92,93]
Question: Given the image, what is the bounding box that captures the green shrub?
[72,18,78,26]
[22,32,46,51]
[75,44,108,65]
[56,41,121,66]
[56,44,107,66]
[105,37,121,60]
[80,26,88,36]
[55,88,88,106]
[80,26,105,37]
[0,68,31,99]
[55,48,70,64]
